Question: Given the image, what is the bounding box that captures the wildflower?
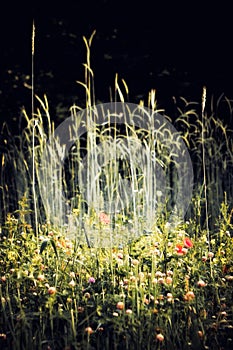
[99,212,110,224]
[117,252,123,259]
[88,277,96,284]
[166,276,173,284]
[155,271,163,277]
[158,277,164,284]
[48,286,56,295]
[197,279,207,287]
[85,326,93,335]
[69,279,76,288]
[70,271,75,278]
[130,275,137,282]
[153,248,160,255]
[184,291,195,301]
[156,333,164,342]
[208,252,214,259]
[183,237,193,248]
[175,244,185,255]
[116,301,124,310]
[37,274,45,282]
[126,309,133,315]
[113,312,118,317]
[167,293,173,302]
[132,259,139,266]
[1,276,6,282]
[84,292,91,299]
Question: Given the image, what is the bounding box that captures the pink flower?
[88,277,96,284]
[156,333,164,342]
[197,280,207,287]
[99,212,110,224]
[126,309,133,315]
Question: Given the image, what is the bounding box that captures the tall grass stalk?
[201,87,210,248]
[31,20,39,241]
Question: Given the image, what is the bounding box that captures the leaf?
[39,238,58,259]
[40,239,49,254]
[50,239,59,259]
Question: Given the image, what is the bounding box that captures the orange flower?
[116,301,124,310]
[184,291,195,301]
[85,327,93,335]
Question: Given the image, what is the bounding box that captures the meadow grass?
[0,32,233,349]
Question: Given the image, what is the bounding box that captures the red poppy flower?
[175,244,184,255]
[183,237,193,248]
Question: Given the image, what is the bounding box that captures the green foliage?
[0,205,233,349]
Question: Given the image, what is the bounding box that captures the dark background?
[0,1,233,134]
